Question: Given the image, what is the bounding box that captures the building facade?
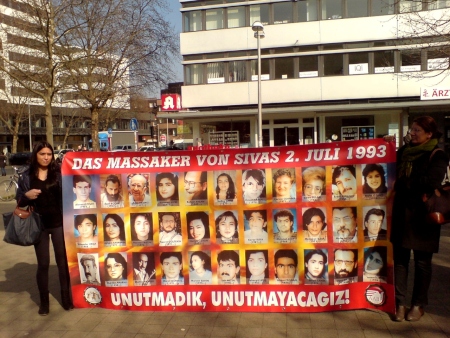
[171,0,450,152]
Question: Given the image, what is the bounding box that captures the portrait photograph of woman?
[187,211,211,245]
[155,172,179,206]
[130,213,153,246]
[214,171,237,205]
[304,249,328,285]
[104,252,128,287]
[189,251,212,285]
[363,246,387,283]
[272,168,296,203]
[362,163,388,197]
[215,210,239,244]
[103,213,126,247]
[302,166,326,202]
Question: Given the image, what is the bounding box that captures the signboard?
[130,118,138,131]
[209,131,239,147]
[341,126,375,141]
[161,94,182,111]
[421,87,450,101]
[62,139,396,313]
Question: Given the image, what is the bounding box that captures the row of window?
[183,0,450,32]
[184,49,448,85]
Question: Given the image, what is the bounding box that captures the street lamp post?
[252,21,265,148]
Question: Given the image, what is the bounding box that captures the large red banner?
[62,139,396,313]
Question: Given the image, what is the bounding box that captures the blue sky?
[168,0,183,83]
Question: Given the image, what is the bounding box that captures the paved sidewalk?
[0,198,450,337]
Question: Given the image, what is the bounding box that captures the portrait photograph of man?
[160,252,184,285]
[78,253,101,285]
[73,174,97,209]
[184,171,208,206]
[332,165,358,201]
[334,249,358,285]
[243,210,268,244]
[217,250,240,285]
[100,174,124,208]
[74,214,98,249]
[132,252,156,286]
[363,206,387,241]
[273,208,297,244]
[127,173,151,207]
[332,207,358,243]
[274,249,299,285]
[158,212,182,246]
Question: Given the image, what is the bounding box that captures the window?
[427,49,449,70]
[251,59,270,80]
[347,0,367,18]
[227,6,246,28]
[250,4,269,26]
[185,64,204,85]
[400,50,422,72]
[229,61,247,82]
[299,55,318,77]
[429,0,450,9]
[322,0,342,20]
[399,0,422,13]
[374,50,395,73]
[348,52,368,75]
[183,11,202,32]
[371,0,395,15]
[273,2,292,24]
[275,57,295,79]
[298,0,318,22]
[207,62,225,83]
[324,54,343,76]
[206,9,224,30]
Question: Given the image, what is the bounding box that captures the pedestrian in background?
[0,152,6,176]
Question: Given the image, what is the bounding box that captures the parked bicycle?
[0,166,19,201]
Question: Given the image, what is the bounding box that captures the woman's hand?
[383,135,396,142]
[25,189,42,200]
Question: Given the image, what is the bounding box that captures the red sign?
[161,94,181,111]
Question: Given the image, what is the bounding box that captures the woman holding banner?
[390,116,448,322]
[16,141,72,315]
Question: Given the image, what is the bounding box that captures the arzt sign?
[161,94,182,111]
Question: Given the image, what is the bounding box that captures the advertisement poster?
[61,139,396,313]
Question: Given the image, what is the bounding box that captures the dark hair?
[215,173,236,200]
[334,249,358,277]
[187,212,210,240]
[274,249,298,267]
[156,172,179,201]
[73,175,92,188]
[364,208,386,224]
[103,213,126,241]
[244,210,267,222]
[245,250,269,278]
[302,208,326,230]
[133,252,155,276]
[242,169,266,186]
[413,115,443,140]
[215,211,239,239]
[29,141,59,187]
[217,250,239,267]
[274,209,294,223]
[190,251,212,271]
[105,174,121,187]
[332,165,356,185]
[184,171,207,183]
[304,249,328,279]
[332,207,357,219]
[158,212,181,234]
[362,164,387,194]
[104,253,127,280]
[364,246,387,277]
[130,213,153,241]
[74,214,97,232]
[160,252,183,278]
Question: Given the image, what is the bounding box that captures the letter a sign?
[161,94,182,111]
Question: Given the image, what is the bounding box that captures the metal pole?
[167,118,169,146]
[28,104,32,151]
[257,33,262,148]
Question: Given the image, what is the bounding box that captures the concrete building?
[168,0,450,151]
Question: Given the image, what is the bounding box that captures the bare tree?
[57,0,179,150]
[0,0,77,146]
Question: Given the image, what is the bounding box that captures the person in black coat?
[390,116,448,322]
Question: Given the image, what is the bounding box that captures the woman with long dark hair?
[16,141,72,315]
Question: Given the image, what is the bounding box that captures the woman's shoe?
[61,290,74,311]
[393,305,406,322]
[38,292,49,316]
[406,306,424,321]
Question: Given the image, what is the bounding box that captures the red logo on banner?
[161,94,181,111]
[365,285,386,306]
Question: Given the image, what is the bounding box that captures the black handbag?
[3,205,42,246]
[423,148,450,225]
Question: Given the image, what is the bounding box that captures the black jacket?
[391,145,449,252]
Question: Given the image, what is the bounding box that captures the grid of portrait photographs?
[66,163,392,288]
